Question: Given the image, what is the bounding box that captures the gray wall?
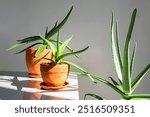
[0,0,150,99]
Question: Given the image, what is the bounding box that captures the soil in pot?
[40,63,70,88]
[26,48,53,78]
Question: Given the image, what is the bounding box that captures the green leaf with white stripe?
[131,63,150,92]
[111,13,123,81]
[59,36,72,54]
[130,43,137,79]
[39,34,56,56]
[122,8,137,94]
[34,44,47,57]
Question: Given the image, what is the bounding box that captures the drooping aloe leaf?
[39,34,56,56]
[63,60,96,82]
[6,41,27,51]
[46,6,73,39]
[131,63,150,92]
[122,8,137,94]
[59,36,72,54]
[84,93,104,100]
[34,44,47,57]
[63,60,87,73]
[111,13,123,81]
[15,42,42,54]
[130,42,137,79]
[56,46,89,62]
[17,36,41,42]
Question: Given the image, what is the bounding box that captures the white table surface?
[0,71,79,100]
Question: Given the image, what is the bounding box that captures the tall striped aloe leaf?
[111,13,123,81]
[116,21,123,71]
[122,8,137,94]
[130,43,137,79]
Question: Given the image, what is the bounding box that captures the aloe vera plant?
[37,30,89,68]
[6,6,75,57]
[84,8,150,100]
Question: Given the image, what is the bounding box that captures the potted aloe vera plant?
[6,6,74,78]
[84,8,150,100]
[36,30,89,90]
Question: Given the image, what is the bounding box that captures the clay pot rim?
[40,62,69,67]
[26,47,51,51]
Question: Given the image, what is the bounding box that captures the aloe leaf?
[59,36,72,54]
[45,21,58,38]
[111,13,122,81]
[127,94,150,100]
[63,60,96,82]
[130,42,137,79]
[39,34,56,56]
[56,30,60,58]
[91,74,125,95]
[70,72,95,82]
[131,63,150,92]
[17,36,41,42]
[63,60,87,73]
[56,46,89,62]
[34,44,47,57]
[108,76,119,86]
[49,38,79,58]
[6,41,27,51]
[108,77,123,92]
[118,79,122,85]
[15,42,42,54]
[45,26,48,37]
[116,21,123,70]
[46,6,73,39]
[122,8,137,94]
[84,93,104,100]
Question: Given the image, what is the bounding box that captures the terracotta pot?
[26,48,53,78]
[40,63,70,87]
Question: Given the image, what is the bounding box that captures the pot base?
[28,73,41,78]
[40,82,69,90]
